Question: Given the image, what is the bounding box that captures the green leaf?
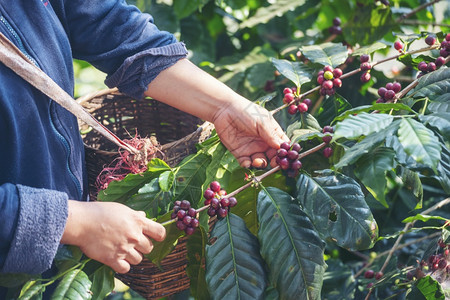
[352,42,388,56]
[333,103,414,122]
[397,118,441,171]
[420,113,450,140]
[321,260,356,300]
[126,178,172,218]
[316,93,352,126]
[145,213,184,266]
[239,0,307,29]
[257,187,326,299]
[147,158,171,173]
[334,121,399,169]
[158,170,174,191]
[173,152,211,205]
[295,171,378,250]
[205,214,267,300]
[300,42,348,68]
[408,68,450,102]
[399,167,423,210]
[19,281,45,300]
[402,214,448,224]
[435,145,450,194]
[186,226,209,300]
[428,94,450,113]
[0,273,34,288]
[97,170,159,203]
[406,276,445,300]
[333,112,394,140]
[54,246,84,273]
[354,147,396,207]
[173,0,209,19]
[51,269,92,300]
[270,58,313,88]
[89,266,115,300]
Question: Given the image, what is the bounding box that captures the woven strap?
[0,31,137,154]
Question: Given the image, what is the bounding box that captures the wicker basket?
[77,90,213,299]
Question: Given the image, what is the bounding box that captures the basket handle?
[0,32,138,155]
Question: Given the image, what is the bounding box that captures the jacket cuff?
[105,42,188,99]
[1,185,68,274]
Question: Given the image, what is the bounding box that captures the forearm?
[144,58,246,122]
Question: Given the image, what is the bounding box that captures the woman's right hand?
[61,200,166,273]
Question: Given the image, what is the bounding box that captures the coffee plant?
[1,0,450,299]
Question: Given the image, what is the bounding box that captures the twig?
[401,20,450,28]
[364,197,450,299]
[395,0,442,23]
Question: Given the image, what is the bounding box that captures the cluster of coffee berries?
[440,33,450,58]
[359,54,372,83]
[276,142,303,178]
[394,40,404,52]
[322,126,334,158]
[171,200,199,235]
[204,181,237,219]
[317,66,343,96]
[364,269,384,280]
[375,82,401,103]
[283,87,312,114]
[328,17,342,35]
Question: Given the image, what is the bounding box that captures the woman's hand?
[212,99,288,168]
[62,201,166,273]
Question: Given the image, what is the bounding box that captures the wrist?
[60,200,88,247]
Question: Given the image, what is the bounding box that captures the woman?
[0,0,287,280]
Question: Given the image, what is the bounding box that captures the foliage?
[2,0,450,299]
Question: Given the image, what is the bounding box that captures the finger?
[135,236,153,255]
[258,118,290,149]
[237,156,252,168]
[266,148,277,160]
[251,153,268,169]
[137,211,147,218]
[111,259,131,274]
[126,248,143,265]
[143,220,166,242]
[270,156,278,168]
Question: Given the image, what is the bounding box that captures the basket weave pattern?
[78,91,213,299]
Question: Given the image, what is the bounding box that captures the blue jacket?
[0,0,187,276]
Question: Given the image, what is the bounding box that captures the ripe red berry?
[185,227,195,235]
[173,205,180,213]
[333,17,341,26]
[277,148,288,158]
[360,62,372,71]
[210,181,221,192]
[375,271,383,280]
[333,68,343,78]
[322,80,334,90]
[376,98,385,103]
[439,259,448,269]
[287,150,299,160]
[317,75,325,85]
[323,65,333,72]
[446,33,450,41]
[322,135,332,144]
[333,26,342,35]
[298,103,309,113]
[288,104,298,115]
[394,41,403,51]
[367,282,374,289]
[171,212,177,219]
[384,90,396,100]
[435,56,445,67]
[207,207,216,217]
[283,92,295,104]
[291,160,302,171]
[360,72,371,83]
[360,54,370,63]
[445,249,450,256]
[323,125,334,133]
[183,215,192,226]
[418,61,428,72]
[174,200,181,207]
[220,198,230,207]
[177,220,187,231]
[392,82,402,93]
[279,158,290,170]
[190,218,199,228]
[228,197,238,207]
[427,62,437,72]
[378,87,387,98]
[425,35,436,46]
[188,207,197,218]
[180,200,191,210]
[323,147,333,158]
[280,142,291,150]
[218,208,228,218]
[211,198,220,210]
[283,87,293,94]
[302,98,312,107]
[385,82,394,90]
[333,78,342,88]
[177,210,187,220]
[204,188,215,200]
[292,143,302,152]
[364,270,375,279]
[440,49,449,58]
